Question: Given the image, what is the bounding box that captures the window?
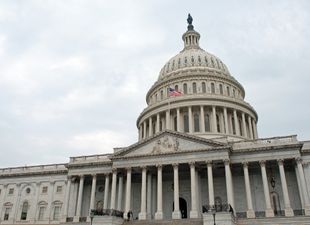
[56,186,62,193]
[38,206,45,220]
[205,114,210,132]
[8,188,14,195]
[192,82,197,94]
[26,188,31,194]
[4,207,11,221]
[233,89,235,97]
[53,206,61,220]
[20,202,28,220]
[174,116,177,131]
[216,114,221,133]
[42,186,48,194]
[194,113,200,132]
[202,82,206,93]
[219,84,223,95]
[183,114,189,133]
[183,83,187,94]
[232,116,236,135]
[239,119,243,136]
[226,86,230,96]
[175,85,179,91]
[211,83,215,94]
[160,90,163,100]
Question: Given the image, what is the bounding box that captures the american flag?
[168,87,182,97]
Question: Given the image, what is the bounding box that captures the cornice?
[67,161,112,169]
[0,170,68,178]
[232,143,303,153]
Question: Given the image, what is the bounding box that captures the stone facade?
[0,16,310,225]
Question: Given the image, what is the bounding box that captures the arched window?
[192,82,197,94]
[175,85,179,91]
[211,83,215,94]
[183,114,189,133]
[226,86,230,96]
[219,84,223,95]
[3,202,13,221]
[194,113,200,132]
[233,89,235,97]
[202,82,206,93]
[239,119,243,136]
[216,114,221,133]
[152,122,156,135]
[174,116,177,131]
[183,83,188,94]
[38,201,47,221]
[160,90,163,100]
[21,202,28,220]
[205,114,210,132]
[52,201,62,221]
[160,121,163,131]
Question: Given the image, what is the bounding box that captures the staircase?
[123,218,203,225]
[237,216,310,225]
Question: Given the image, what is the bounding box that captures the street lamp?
[211,208,216,225]
[90,209,95,225]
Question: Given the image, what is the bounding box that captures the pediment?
[113,130,227,158]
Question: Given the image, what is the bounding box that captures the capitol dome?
[137,15,258,141]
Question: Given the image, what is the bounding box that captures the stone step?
[237,216,310,225]
[123,218,203,225]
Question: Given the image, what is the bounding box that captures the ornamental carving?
[151,136,179,154]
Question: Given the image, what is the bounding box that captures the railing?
[92,209,124,218]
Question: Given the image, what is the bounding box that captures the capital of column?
[79,174,85,179]
[112,168,117,173]
[242,161,249,168]
[104,173,110,177]
[188,161,196,167]
[206,160,212,166]
[277,159,284,166]
[295,157,302,164]
[156,164,162,169]
[259,160,266,166]
[172,163,178,169]
[125,167,132,172]
[140,165,147,171]
[91,173,97,178]
[223,159,230,166]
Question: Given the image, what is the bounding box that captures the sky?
[0,0,310,168]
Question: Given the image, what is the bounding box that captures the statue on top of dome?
[187,13,194,30]
[187,13,193,25]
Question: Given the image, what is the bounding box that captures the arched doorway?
[173,198,187,219]
[180,198,187,219]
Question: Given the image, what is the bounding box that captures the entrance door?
[180,198,187,219]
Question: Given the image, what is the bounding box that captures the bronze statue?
[187,13,193,25]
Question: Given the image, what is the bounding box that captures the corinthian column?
[74,175,84,222]
[277,159,294,216]
[243,162,255,218]
[207,161,214,206]
[172,164,181,219]
[188,106,193,133]
[212,106,217,133]
[260,161,274,217]
[117,175,124,211]
[296,158,310,215]
[200,106,205,133]
[103,174,110,209]
[156,114,160,133]
[177,108,181,132]
[62,176,72,222]
[123,168,132,219]
[224,160,235,213]
[224,107,229,134]
[189,162,198,218]
[149,117,153,137]
[89,174,97,211]
[155,165,163,220]
[166,110,171,130]
[233,109,240,136]
[139,167,147,220]
[248,116,253,139]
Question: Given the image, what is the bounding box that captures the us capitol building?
[1,15,310,225]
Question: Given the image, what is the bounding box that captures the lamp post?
[211,208,216,225]
[90,209,95,225]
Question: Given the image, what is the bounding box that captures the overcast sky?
[0,0,310,168]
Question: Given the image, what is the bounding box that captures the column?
[248,116,253,139]
[188,106,193,133]
[143,121,147,139]
[74,176,84,221]
[117,175,124,211]
[156,114,160,133]
[189,162,198,218]
[124,168,132,219]
[233,109,240,136]
[103,174,110,209]
[172,164,181,219]
[278,159,294,216]
[62,177,71,222]
[110,169,117,210]
[139,167,147,220]
[200,106,205,133]
[252,119,258,139]
[259,161,274,217]
[177,108,181,132]
[147,173,152,219]
[12,184,21,222]
[296,158,310,215]
[224,107,229,134]
[166,110,170,130]
[89,174,97,211]
[30,182,41,222]
[207,161,214,206]
[0,184,7,221]
[149,117,153,137]
[212,106,217,133]
[242,112,247,137]
[155,165,163,219]
[224,160,235,214]
[243,162,255,218]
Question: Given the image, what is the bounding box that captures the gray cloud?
[0,0,309,167]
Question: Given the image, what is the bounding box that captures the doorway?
[180,198,187,218]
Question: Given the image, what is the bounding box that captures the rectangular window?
[8,188,14,195]
[38,207,45,220]
[56,186,62,193]
[53,206,61,220]
[4,208,11,220]
[42,186,48,194]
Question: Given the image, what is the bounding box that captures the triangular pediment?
[113,130,227,158]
